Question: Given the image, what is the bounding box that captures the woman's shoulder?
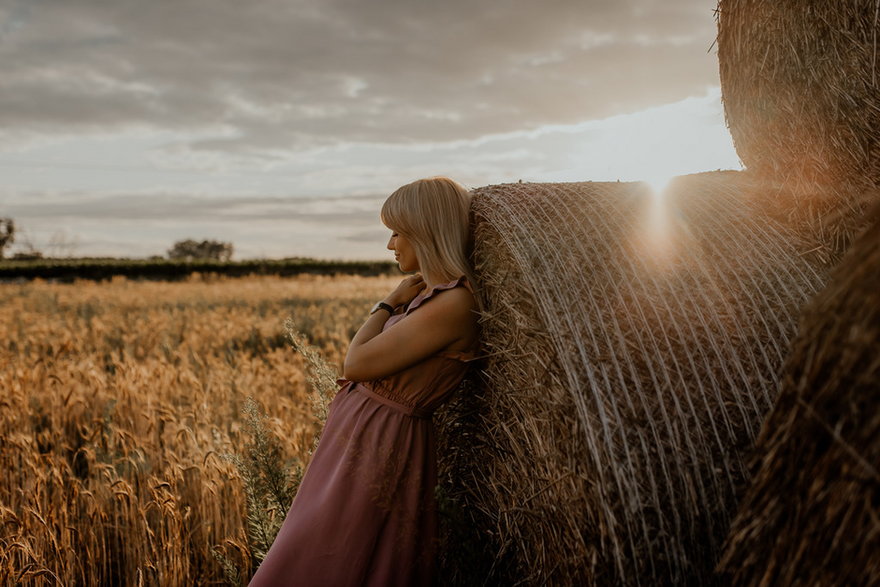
[406,276,475,314]
[431,283,475,311]
[419,288,477,334]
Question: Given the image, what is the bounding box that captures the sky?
[0,0,741,260]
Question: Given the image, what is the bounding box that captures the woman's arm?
[342,283,477,382]
[342,274,423,368]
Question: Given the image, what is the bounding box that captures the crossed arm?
[342,286,477,382]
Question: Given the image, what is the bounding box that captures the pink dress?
[249,277,476,586]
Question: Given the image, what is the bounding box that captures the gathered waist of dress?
[336,379,433,419]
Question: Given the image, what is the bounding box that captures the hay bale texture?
[716,0,880,267]
[717,212,880,586]
[716,0,880,195]
[435,172,827,585]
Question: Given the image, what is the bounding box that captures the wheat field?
[0,273,399,585]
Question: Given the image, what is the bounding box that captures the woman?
[249,177,480,586]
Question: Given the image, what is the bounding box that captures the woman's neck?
[419,271,449,293]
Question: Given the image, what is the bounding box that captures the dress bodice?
[337,276,477,418]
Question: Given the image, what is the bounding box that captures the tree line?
[0,217,234,262]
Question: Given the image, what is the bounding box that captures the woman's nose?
[386,237,394,250]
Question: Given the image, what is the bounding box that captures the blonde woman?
[249,177,480,586]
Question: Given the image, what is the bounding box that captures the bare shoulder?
[412,285,479,352]
[425,285,477,317]
[403,286,477,330]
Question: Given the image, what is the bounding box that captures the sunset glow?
[1,1,741,259]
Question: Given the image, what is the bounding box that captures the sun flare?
[644,174,674,195]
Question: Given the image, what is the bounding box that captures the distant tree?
[0,218,14,259]
[167,239,233,261]
[12,251,43,261]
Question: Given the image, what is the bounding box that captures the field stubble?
[0,273,399,585]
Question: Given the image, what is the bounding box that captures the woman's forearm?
[344,276,424,380]
[348,309,391,350]
[344,296,401,372]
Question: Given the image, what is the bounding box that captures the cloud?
[0,1,736,259]
[3,190,386,223]
[1,0,719,153]
[2,190,392,258]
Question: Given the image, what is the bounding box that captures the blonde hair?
[381,177,476,288]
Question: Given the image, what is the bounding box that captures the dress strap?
[405,276,469,314]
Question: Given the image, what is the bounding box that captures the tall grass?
[216,322,341,583]
[0,274,397,585]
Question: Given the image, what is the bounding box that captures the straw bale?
[435,171,827,585]
[740,175,878,268]
[717,209,880,586]
[715,0,880,196]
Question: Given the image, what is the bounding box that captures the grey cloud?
[340,228,392,244]
[2,0,718,151]
[3,188,392,258]
[4,191,386,224]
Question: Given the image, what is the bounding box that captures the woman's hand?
[383,273,425,308]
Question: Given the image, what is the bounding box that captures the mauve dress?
[249,277,476,587]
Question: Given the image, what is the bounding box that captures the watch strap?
[371,301,395,315]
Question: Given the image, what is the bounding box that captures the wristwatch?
[370,301,395,315]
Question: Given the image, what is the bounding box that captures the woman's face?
[387,231,419,273]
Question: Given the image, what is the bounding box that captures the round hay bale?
[741,177,878,268]
[436,172,827,585]
[716,0,880,195]
[716,209,880,586]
